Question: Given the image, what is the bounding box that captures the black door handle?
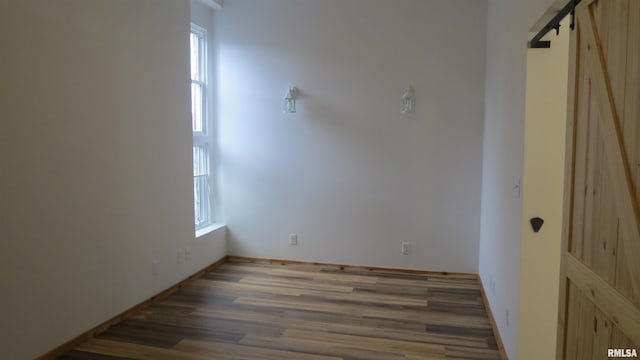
[530,217,544,232]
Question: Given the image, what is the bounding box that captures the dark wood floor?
[61,259,502,360]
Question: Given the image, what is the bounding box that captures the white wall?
[216,0,487,273]
[518,19,569,360]
[479,0,560,358]
[0,1,226,359]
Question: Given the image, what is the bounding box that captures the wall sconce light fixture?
[401,86,416,114]
[283,86,299,113]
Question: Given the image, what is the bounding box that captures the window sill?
[195,223,226,239]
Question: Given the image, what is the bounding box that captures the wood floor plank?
[59,351,132,360]
[174,338,341,360]
[62,260,501,360]
[267,270,379,285]
[74,338,211,360]
[281,328,447,356]
[239,333,411,360]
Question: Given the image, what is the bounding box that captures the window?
[190,24,212,229]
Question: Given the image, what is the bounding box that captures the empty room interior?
[1,0,639,359]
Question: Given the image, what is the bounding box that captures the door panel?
[559,0,640,358]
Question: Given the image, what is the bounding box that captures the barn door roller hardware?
[528,0,582,48]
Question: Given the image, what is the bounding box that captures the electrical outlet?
[401,242,411,255]
[289,233,298,245]
[152,260,159,276]
[177,249,185,264]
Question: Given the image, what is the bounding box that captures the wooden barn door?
[558,0,640,358]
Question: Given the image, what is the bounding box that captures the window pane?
[194,174,210,228]
[190,33,200,81]
[193,145,211,228]
[193,145,209,176]
[191,82,204,132]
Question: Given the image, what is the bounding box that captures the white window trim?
[191,23,214,231]
[197,0,223,10]
[195,223,225,239]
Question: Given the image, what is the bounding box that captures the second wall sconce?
[401,86,416,114]
[284,86,299,113]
